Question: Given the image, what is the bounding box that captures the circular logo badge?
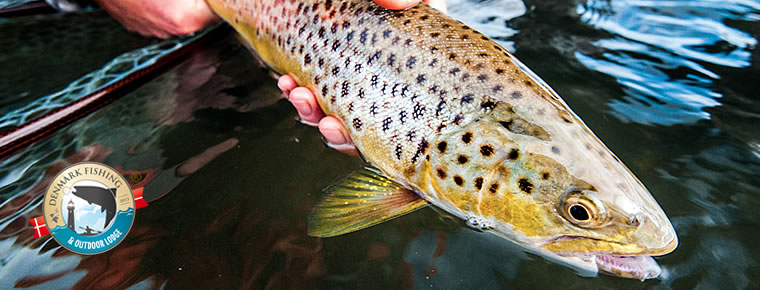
[43,162,135,255]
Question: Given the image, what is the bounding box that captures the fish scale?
[206,0,677,280]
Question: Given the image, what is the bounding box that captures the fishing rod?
[0,1,55,17]
[0,23,230,159]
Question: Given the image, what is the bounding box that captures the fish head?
[422,104,676,280]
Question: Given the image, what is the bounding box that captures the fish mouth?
[544,235,678,281]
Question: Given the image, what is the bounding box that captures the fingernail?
[292,99,312,116]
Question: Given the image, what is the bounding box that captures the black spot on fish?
[318,58,325,68]
[353,118,362,130]
[481,100,496,111]
[431,32,440,38]
[407,56,417,68]
[474,177,484,190]
[429,85,440,93]
[383,29,392,38]
[478,53,489,58]
[457,155,468,164]
[405,38,413,46]
[304,54,312,64]
[371,33,378,45]
[461,73,470,81]
[448,53,457,60]
[371,75,379,87]
[346,31,355,42]
[358,87,365,98]
[331,22,338,33]
[496,68,505,74]
[412,138,428,163]
[449,68,460,75]
[403,19,411,25]
[332,40,341,51]
[318,27,326,38]
[332,66,340,75]
[321,86,328,97]
[388,53,396,66]
[454,114,464,125]
[480,145,494,157]
[421,15,429,20]
[454,175,464,186]
[355,63,362,73]
[342,21,350,29]
[416,74,426,84]
[382,117,393,131]
[508,149,519,160]
[462,132,473,144]
[360,29,368,44]
[429,58,438,67]
[313,76,321,85]
[511,91,522,99]
[541,172,551,180]
[370,103,378,115]
[298,24,307,36]
[552,146,560,154]
[437,141,447,153]
[436,123,447,133]
[461,94,474,104]
[401,85,410,97]
[407,130,416,141]
[368,50,382,64]
[435,101,446,116]
[399,110,407,124]
[436,168,447,179]
[341,81,350,98]
[518,178,533,194]
[492,85,503,93]
[344,57,352,68]
[396,144,403,159]
[489,183,499,194]
[524,80,533,87]
[412,103,425,119]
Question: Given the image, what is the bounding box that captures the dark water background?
[1,0,760,288]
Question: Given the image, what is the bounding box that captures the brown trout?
[205,0,677,280]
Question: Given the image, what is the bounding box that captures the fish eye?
[560,189,609,228]
[569,204,590,221]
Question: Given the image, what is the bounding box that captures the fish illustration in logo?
[71,186,117,229]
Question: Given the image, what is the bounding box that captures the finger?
[318,117,359,156]
[289,87,325,126]
[277,75,298,96]
[373,0,420,10]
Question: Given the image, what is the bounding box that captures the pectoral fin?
[308,167,429,237]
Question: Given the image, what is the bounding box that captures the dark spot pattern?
[507,149,519,160]
[480,145,494,157]
[454,176,464,186]
[489,183,499,194]
[457,155,468,164]
[518,178,533,194]
[437,141,447,153]
[462,132,473,144]
[474,177,484,190]
[436,168,447,179]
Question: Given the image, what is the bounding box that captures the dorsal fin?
[308,167,429,237]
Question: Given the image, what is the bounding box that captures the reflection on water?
[2,0,760,288]
[575,0,758,125]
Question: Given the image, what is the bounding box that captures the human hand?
[93,0,220,39]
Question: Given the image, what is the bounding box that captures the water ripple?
[575,0,758,125]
